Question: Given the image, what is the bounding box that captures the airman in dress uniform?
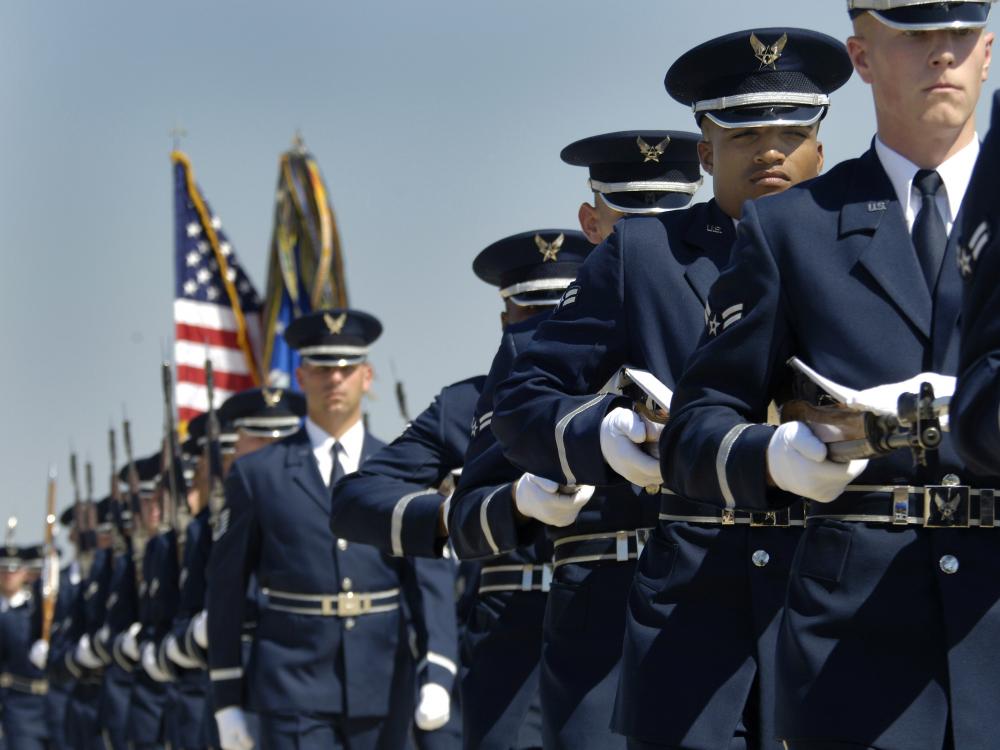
[660,3,995,748]
[448,133,706,749]
[489,29,852,750]
[165,393,304,750]
[0,542,52,750]
[207,309,450,750]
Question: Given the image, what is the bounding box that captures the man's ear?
[361,363,374,393]
[816,140,825,174]
[577,201,604,245]
[294,366,304,390]
[697,139,714,176]
[982,31,994,81]
[499,310,508,330]
[846,34,872,84]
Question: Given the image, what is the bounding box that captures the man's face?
[234,432,280,459]
[140,489,162,534]
[849,16,993,136]
[0,568,27,598]
[578,193,625,244]
[698,120,824,219]
[295,362,372,420]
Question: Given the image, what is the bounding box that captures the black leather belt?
[659,493,805,527]
[262,587,401,617]
[551,528,652,569]
[477,564,552,593]
[807,481,997,528]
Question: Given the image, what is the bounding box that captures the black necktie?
[912,169,947,293]
[329,442,345,487]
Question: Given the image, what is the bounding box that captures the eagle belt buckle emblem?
[924,479,970,528]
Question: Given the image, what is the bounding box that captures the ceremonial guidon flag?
[261,137,349,388]
[172,151,262,426]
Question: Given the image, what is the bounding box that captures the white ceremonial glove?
[215,706,255,750]
[74,634,103,670]
[599,407,664,487]
[846,373,956,417]
[191,609,208,649]
[767,422,869,503]
[28,639,49,671]
[120,621,142,662]
[414,682,451,731]
[140,642,172,682]
[514,474,595,527]
[95,625,111,656]
[165,633,201,670]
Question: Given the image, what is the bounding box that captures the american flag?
[172,151,262,426]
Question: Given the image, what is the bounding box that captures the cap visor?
[703,104,826,129]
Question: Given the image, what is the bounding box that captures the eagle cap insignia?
[535,233,565,262]
[262,388,283,408]
[323,312,347,335]
[637,135,671,163]
[750,32,788,70]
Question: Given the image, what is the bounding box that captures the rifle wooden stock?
[780,400,885,463]
[40,469,59,644]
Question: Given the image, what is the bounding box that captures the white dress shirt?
[304,416,365,486]
[874,135,979,235]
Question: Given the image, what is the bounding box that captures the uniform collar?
[874,135,979,224]
[304,415,365,467]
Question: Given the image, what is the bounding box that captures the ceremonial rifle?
[161,362,187,563]
[40,467,59,644]
[69,451,92,575]
[390,360,411,424]
[108,426,128,555]
[204,358,226,532]
[122,411,146,589]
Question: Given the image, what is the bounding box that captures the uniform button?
[337,539,348,551]
[342,578,353,591]
[344,617,356,630]
[752,550,770,568]
[939,555,959,575]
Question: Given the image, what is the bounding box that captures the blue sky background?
[2,1,996,540]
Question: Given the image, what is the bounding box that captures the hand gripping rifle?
[40,467,60,644]
[204,359,227,532]
[781,385,946,467]
[599,367,673,494]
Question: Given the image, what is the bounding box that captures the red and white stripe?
[174,298,262,424]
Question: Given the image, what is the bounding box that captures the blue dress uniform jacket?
[129,531,179,748]
[207,428,427,741]
[0,593,49,748]
[490,201,793,749]
[953,92,1000,477]
[166,509,218,749]
[447,314,558,750]
[97,545,138,750]
[331,376,485,558]
[661,147,1000,749]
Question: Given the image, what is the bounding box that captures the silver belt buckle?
[980,489,996,528]
[892,487,910,526]
[720,508,736,526]
[924,476,970,528]
[750,511,778,527]
[337,591,364,616]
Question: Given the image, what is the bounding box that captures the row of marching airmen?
[4,1,1000,748]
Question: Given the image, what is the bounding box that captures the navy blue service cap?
[848,0,996,29]
[560,131,703,214]
[185,411,238,456]
[473,230,593,307]
[117,452,162,495]
[284,309,383,367]
[666,28,853,128]
[219,387,306,439]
